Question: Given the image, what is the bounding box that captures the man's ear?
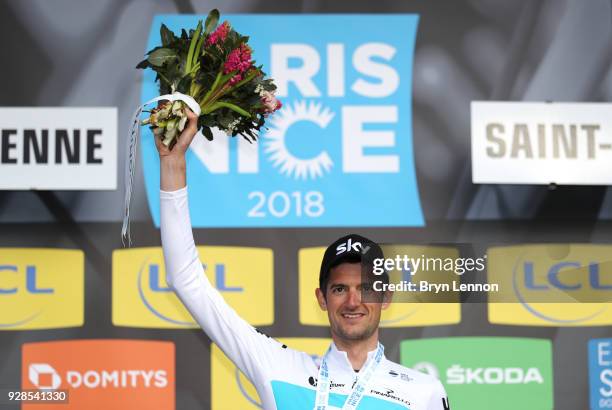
[381,290,393,310]
[315,288,327,311]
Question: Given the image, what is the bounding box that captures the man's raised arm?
[157,108,197,192]
[156,109,288,384]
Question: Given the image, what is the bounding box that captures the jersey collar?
[327,342,385,373]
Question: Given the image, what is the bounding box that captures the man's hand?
[156,107,199,191]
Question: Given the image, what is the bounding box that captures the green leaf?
[243,128,256,141]
[145,45,167,56]
[199,70,226,106]
[177,75,192,94]
[185,21,203,74]
[202,126,214,141]
[165,61,182,84]
[204,9,220,35]
[135,59,149,69]
[240,133,255,143]
[160,24,175,46]
[148,48,178,67]
[193,32,205,68]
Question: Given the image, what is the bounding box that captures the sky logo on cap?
[589,338,612,410]
[335,238,362,255]
[141,14,423,228]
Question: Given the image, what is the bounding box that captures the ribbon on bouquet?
[121,92,201,247]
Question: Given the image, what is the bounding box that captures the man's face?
[315,262,390,342]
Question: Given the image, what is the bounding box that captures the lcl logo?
[0,265,53,295]
[138,262,243,326]
[520,261,612,291]
[0,248,84,330]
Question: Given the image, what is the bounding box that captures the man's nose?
[346,288,361,307]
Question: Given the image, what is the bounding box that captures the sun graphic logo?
[263,100,335,180]
[141,14,425,229]
[29,363,62,390]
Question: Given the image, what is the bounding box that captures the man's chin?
[336,326,372,341]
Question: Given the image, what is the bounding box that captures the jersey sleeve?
[160,186,287,384]
[426,379,450,410]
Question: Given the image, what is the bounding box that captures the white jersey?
[160,187,450,410]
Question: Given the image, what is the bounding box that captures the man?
[158,110,450,409]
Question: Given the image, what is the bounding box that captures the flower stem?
[158,72,173,89]
[205,101,251,117]
[201,71,223,105]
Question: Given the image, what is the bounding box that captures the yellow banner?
[488,244,612,326]
[298,246,461,327]
[112,246,274,328]
[211,337,330,410]
[0,248,84,330]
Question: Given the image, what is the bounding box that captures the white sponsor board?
[471,102,612,185]
[0,107,117,190]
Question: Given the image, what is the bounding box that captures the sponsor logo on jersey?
[487,244,612,326]
[308,377,345,389]
[298,246,461,327]
[0,248,84,330]
[210,338,330,410]
[112,247,274,328]
[400,337,553,410]
[387,370,413,383]
[21,339,175,410]
[369,388,411,406]
[589,338,612,410]
[141,14,423,228]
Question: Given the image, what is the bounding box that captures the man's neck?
[332,332,379,371]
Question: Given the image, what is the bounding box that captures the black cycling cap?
[318,234,387,292]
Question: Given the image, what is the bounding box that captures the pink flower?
[224,44,252,75]
[261,91,282,114]
[206,21,230,46]
[228,74,243,86]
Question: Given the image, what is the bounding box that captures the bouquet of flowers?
[136,9,281,147]
[122,10,281,245]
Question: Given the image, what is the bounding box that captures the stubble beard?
[331,317,378,342]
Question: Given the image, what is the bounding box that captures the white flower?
[254,84,265,96]
[224,118,241,136]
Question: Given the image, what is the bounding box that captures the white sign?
[471,102,612,185]
[0,107,117,190]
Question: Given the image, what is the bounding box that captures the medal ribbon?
[314,343,384,410]
[121,92,201,246]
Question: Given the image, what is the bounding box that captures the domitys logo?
[21,339,175,410]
